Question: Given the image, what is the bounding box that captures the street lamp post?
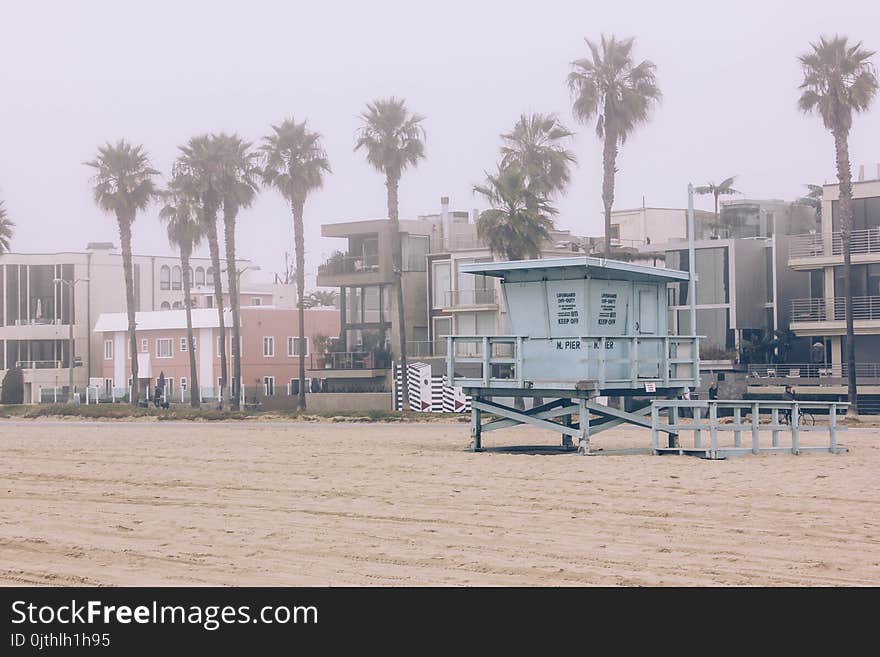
[54,277,90,403]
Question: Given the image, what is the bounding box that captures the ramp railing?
[650,399,848,458]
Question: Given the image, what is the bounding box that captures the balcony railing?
[309,351,390,370]
[406,340,450,357]
[789,229,880,260]
[317,253,380,276]
[443,288,497,307]
[14,318,64,326]
[748,363,880,379]
[16,360,64,369]
[791,296,880,322]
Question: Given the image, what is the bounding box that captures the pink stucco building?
[94,306,340,402]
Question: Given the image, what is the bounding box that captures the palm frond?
[354,97,426,181]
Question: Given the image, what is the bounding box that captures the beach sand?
[1,419,878,586]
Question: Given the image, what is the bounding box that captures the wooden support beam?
[472,399,581,438]
[470,400,482,452]
[583,400,655,430]
[481,402,579,433]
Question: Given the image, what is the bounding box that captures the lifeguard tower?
[446,256,700,454]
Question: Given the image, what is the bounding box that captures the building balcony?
[789,229,880,268]
[748,362,880,381]
[790,296,880,335]
[306,350,390,378]
[316,253,385,286]
[15,360,65,369]
[439,288,498,309]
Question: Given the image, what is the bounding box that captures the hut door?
[635,286,660,378]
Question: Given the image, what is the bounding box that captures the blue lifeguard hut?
[447,256,700,454]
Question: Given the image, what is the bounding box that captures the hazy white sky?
[1,0,879,287]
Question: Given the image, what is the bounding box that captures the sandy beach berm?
[1,419,878,586]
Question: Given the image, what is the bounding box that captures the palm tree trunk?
[601,119,618,257]
[181,247,200,408]
[205,215,228,409]
[117,216,139,405]
[292,199,307,411]
[223,209,242,411]
[387,175,409,410]
[833,127,859,416]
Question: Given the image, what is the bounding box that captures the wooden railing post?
[829,403,837,452]
[651,403,660,454]
[751,403,760,454]
[733,406,742,447]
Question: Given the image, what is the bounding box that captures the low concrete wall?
[258,392,393,412]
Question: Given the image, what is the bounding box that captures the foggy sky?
[2,0,879,288]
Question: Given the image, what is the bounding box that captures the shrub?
[0,367,24,404]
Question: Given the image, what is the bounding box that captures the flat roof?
[459,256,690,282]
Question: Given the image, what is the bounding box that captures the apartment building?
[0,242,252,402]
[783,175,880,403]
[315,197,590,393]
[610,206,716,246]
[315,208,438,392]
[629,200,817,365]
[95,306,340,403]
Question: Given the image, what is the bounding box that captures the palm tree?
[304,290,338,308]
[474,164,557,260]
[262,119,331,411]
[797,184,824,223]
[694,176,741,223]
[355,98,425,410]
[159,176,205,408]
[500,113,577,197]
[798,35,878,416]
[85,140,158,405]
[0,201,13,253]
[177,135,229,408]
[568,35,661,255]
[217,133,260,410]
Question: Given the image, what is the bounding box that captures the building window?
[287,336,309,357]
[206,296,214,308]
[156,338,173,358]
[104,378,113,396]
[207,267,214,280]
[252,297,262,306]
[289,378,310,396]
[172,266,182,291]
[141,338,148,353]
[104,340,113,360]
[159,265,171,291]
[195,267,206,286]
[263,336,275,357]
[180,337,188,352]
[216,336,223,357]
[432,261,451,309]
[160,301,171,310]
[263,376,275,397]
[172,301,183,310]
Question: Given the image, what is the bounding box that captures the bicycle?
[780,409,815,426]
